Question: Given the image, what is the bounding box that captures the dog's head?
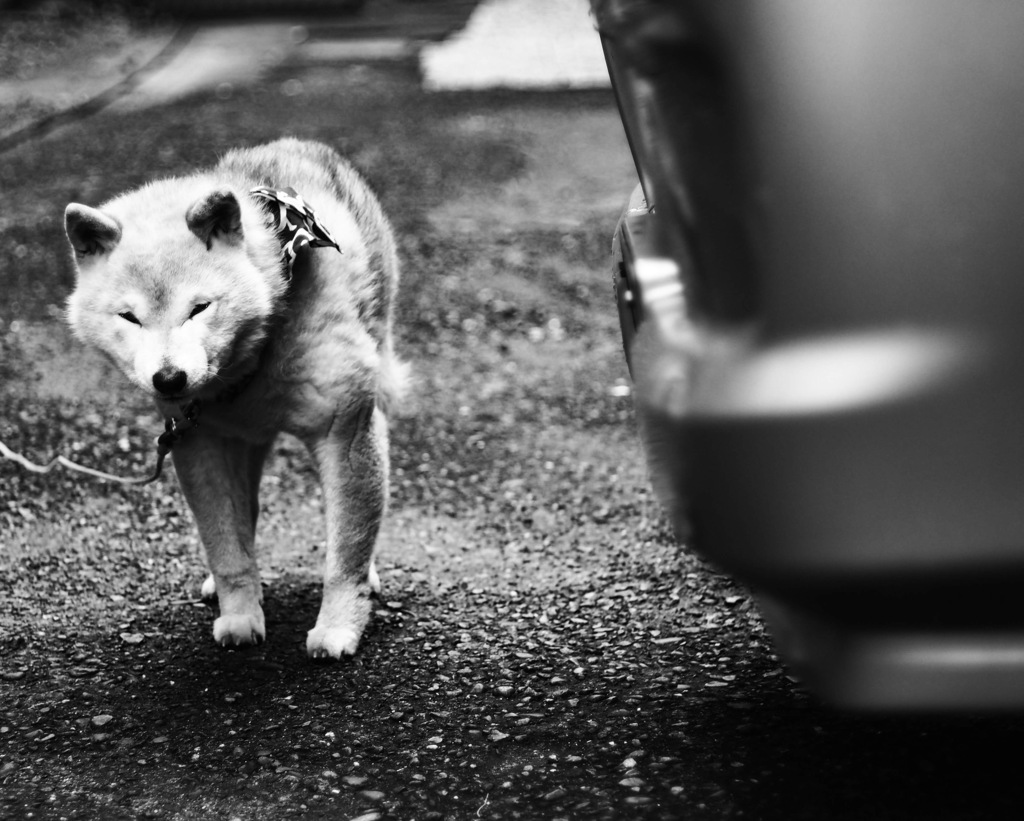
[65,183,285,404]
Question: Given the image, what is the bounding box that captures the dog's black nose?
[153,367,188,396]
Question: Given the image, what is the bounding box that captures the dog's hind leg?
[304,401,388,659]
[173,433,271,647]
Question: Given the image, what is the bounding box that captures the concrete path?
[109,23,303,111]
[421,0,609,90]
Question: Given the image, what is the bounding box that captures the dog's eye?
[118,311,142,326]
[189,302,211,319]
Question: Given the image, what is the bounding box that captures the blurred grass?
[0,1,153,82]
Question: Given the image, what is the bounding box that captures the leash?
[0,402,200,487]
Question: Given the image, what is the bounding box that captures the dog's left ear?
[186,188,243,249]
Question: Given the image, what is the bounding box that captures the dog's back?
[217,138,407,416]
[218,139,399,340]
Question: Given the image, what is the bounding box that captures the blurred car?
[594,0,1024,709]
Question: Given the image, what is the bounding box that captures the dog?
[63,138,405,659]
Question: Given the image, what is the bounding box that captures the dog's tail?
[377,345,411,417]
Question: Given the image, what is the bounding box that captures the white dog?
[64,138,405,659]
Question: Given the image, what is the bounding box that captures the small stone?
[343,775,367,787]
[120,633,144,645]
[543,788,567,801]
[489,730,509,742]
[621,757,637,769]
[91,715,113,727]
[69,667,99,678]
[619,777,645,789]
[360,790,386,802]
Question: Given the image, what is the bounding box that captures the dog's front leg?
[305,402,388,659]
[172,432,270,648]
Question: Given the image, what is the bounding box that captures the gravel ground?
[5,6,1024,821]
[0,19,770,818]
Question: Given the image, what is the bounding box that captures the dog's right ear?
[65,204,122,258]
[186,189,243,249]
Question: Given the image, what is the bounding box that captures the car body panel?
[598,0,1024,708]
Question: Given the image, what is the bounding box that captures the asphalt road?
[4,3,1024,820]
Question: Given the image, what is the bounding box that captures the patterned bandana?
[250,186,341,278]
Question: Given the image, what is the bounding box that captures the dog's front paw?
[306,624,362,660]
[307,582,373,660]
[213,610,265,648]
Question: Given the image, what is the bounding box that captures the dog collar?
[250,186,341,278]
